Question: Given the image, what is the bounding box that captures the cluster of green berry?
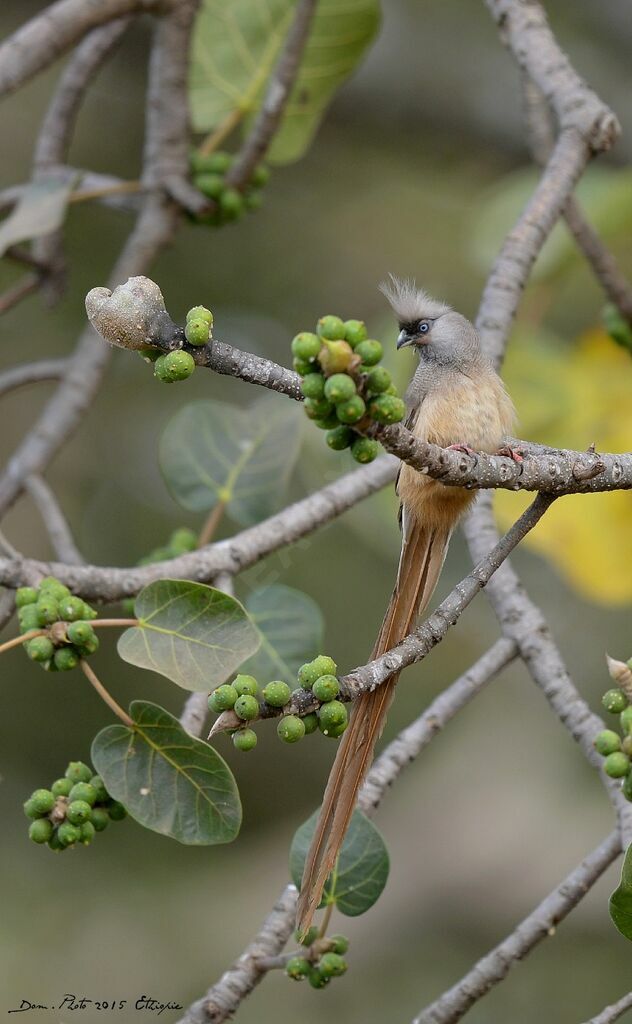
[208,656,348,751]
[595,681,632,800]
[24,760,126,851]
[189,150,269,226]
[285,930,349,989]
[291,315,407,464]
[139,305,213,384]
[122,527,197,614]
[16,577,98,672]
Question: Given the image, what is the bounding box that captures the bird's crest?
[379,275,452,323]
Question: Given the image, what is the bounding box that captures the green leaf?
[0,178,76,258]
[609,843,632,940]
[159,398,302,526]
[189,0,380,165]
[240,584,324,685]
[290,809,389,916]
[91,701,241,845]
[117,580,260,692]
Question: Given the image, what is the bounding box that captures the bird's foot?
[496,443,525,464]
[447,443,477,456]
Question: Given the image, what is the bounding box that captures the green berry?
[277,715,305,743]
[28,789,55,815]
[604,751,630,778]
[302,713,319,735]
[58,596,85,622]
[308,968,330,989]
[57,822,81,847]
[23,798,40,820]
[304,397,334,421]
[194,172,225,199]
[155,350,196,383]
[51,777,73,798]
[620,707,632,734]
[53,646,80,671]
[68,782,97,806]
[318,952,347,977]
[262,681,292,707]
[355,339,383,366]
[296,926,319,947]
[293,357,313,376]
[602,689,628,714]
[351,437,379,464]
[623,735,632,757]
[330,935,349,955]
[65,761,93,784]
[298,656,337,687]
[368,394,406,424]
[324,374,356,404]
[622,771,632,802]
[313,412,340,430]
[312,674,340,702]
[208,684,239,713]
[336,395,366,424]
[319,339,354,375]
[16,587,38,608]
[318,700,348,735]
[366,366,392,394]
[107,801,127,821]
[80,601,98,620]
[47,830,65,852]
[251,164,270,188]
[594,730,622,756]
[39,577,70,598]
[301,373,326,400]
[233,674,259,697]
[66,621,96,646]
[386,383,398,395]
[138,347,162,364]
[75,632,99,656]
[219,187,244,221]
[29,818,54,844]
[186,305,213,326]
[286,956,310,981]
[317,315,345,341]
[326,425,354,451]
[233,729,258,752]
[89,775,109,803]
[18,605,41,632]
[324,719,348,739]
[343,319,368,347]
[185,318,210,347]
[66,800,92,825]
[36,599,59,625]
[190,150,232,174]
[170,527,198,553]
[90,807,110,832]
[26,637,54,662]
[79,821,96,845]
[234,694,260,721]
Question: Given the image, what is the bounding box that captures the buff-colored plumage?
[296,281,515,934]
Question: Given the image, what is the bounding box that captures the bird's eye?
[418,320,430,334]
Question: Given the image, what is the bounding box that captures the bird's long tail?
[296,521,452,933]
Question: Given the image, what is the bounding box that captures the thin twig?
[0,360,68,399]
[25,476,84,564]
[0,273,42,314]
[80,658,133,727]
[0,630,45,656]
[197,499,226,549]
[580,992,632,1024]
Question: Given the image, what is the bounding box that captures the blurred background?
[1,1,632,1021]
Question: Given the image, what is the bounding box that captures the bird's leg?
[447,443,477,456]
[496,443,525,464]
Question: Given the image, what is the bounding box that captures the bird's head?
[379,275,481,368]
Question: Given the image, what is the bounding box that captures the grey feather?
[379,274,452,322]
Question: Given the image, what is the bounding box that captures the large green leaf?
[117,580,260,692]
[290,809,389,916]
[92,701,241,845]
[609,843,632,941]
[239,584,324,685]
[189,0,380,164]
[0,178,75,258]
[159,398,302,526]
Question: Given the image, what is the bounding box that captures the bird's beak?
[396,330,413,350]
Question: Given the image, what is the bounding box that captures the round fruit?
[233,674,259,697]
[602,689,628,714]
[209,684,239,713]
[170,527,197,553]
[336,395,366,424]
[58,596,85,622]
[286,956,310,981]
[351,437,379,464]
[604,752,630,778]
[190,150,232,174]
[89,775,109,803]
[155,350,195,383]
[317,316,345,341]
[79,821,96,845]
[65,761,93,784]
[621,707,632,734]
[29,819,54,844]
[355,340,383,365]
[343,320,368,347]
[68,782,97,806]
[51,777,73,798]
[251,165,270,187]
[293,357,313,376]
[318,700,348,735]
[324,719,348,739]
[301,373,325,400]
[622,771,632,802]
[186,305,213,326]
[313,412,339,430]
[90,808,110,832]
[233,729,258,752]
[296,926,319,947]
[594,730,622,756]
[47,831,65,852]
[53,647,79,672]
[292,331,324,361]
[326,426,354,451]
[298,656,337,687]
[308,968,329,989]
[66,621,96,646]
[36,599,59,625]
[302,713,319,735]
[66,800,92,825]
[234,694,259,721]
[319,339,354,374]
[29,789,55,815]
[16,587,38,608]
[277,715,305,743]
[185,318,210,347]
[262,681,292,707]
[319,952,347,977]
[18,606,41,632]
[368,394,406,424]
[219,188,244,221]
[304,397,334,420]
[107,801,127,821]
[26,637,54,662]
[366,366,392,393]
[312,675,340,702]
[194,172,224,199]
[330,935,349,955]
[57,822,81,847]
[324,374,356,404]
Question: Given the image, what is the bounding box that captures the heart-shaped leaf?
[0,178,76,258]
[159,398,302,526]
[290,809,389,916]
[189,0,380,165]
[610,842,632,940]
[92,701,241,845]
[117,580,260,691]
[239,584,324,686]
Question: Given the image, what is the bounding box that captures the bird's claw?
[496,444,525,464]
[447,443,477,456]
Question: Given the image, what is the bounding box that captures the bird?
[296,277,516,934]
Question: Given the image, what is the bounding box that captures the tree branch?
[24,476,84,565]
[580,992,632,1024]
[0,360,68,400]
